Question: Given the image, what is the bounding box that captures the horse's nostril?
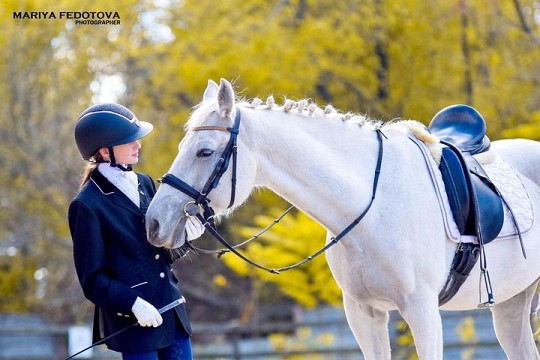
[149,219,160,239]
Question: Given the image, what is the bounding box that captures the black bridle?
[159,110,386,274]
[159,110,241,222]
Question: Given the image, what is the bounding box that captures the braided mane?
[238,96,382,128]
[188,95,441,161]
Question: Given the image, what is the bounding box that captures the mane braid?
[243,100,441,160]
[196,95,383,130]
[235,97,388,129]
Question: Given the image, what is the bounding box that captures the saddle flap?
[439,147,470,233]
[464,155,505,243]
[438,143,505,244]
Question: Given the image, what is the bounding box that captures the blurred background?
[1,0,540,358]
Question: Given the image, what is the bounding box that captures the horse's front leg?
[399,291,443,359]
[343,294,391,360]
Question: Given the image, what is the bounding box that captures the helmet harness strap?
[108,146,133,172]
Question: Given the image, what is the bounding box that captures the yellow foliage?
[268,327,337,360]
[455,316,479,344]
[394,320,418,359]
[268,332,287,351]
[0,254,37,312]
[316,332,335,346]
[213,274,228,288]
[3,0,540,322]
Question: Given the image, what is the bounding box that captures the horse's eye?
[196,148,214,158]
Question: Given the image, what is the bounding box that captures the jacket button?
[159,272,165,278]
[155,254,160,260]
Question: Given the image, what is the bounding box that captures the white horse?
[146,78,540,359]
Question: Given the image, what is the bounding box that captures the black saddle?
[428,105,504,244]
[429,105,505,306]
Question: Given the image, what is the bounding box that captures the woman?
[68,103,203,359]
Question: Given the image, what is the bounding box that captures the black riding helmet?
[74,103,153,169]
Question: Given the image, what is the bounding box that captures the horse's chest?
[327,244,403,301]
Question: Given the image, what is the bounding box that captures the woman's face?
[100,140,141,165]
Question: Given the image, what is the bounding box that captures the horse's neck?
[243,108,383,232]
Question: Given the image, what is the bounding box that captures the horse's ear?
[203,80,219,101]
[217,78,235,118]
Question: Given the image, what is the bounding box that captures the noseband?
[158,109,386,274]
[159,110,241,221]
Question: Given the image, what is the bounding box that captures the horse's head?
[146,78,257,249]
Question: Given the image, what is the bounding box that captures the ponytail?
[79,152,105,189]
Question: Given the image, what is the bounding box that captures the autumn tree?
[1,0,540,326]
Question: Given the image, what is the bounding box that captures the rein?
[186,205,295,257]
[159,110,386,274]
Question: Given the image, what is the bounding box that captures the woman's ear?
[98,147,110,161]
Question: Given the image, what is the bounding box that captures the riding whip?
[64,297,185,360]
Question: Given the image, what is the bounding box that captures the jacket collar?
[91,169,143,216]
[90,167,115,194]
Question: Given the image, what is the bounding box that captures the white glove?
[131,297,162,327]
[185,217,205,240]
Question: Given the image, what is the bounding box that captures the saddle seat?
[429,106,491,155]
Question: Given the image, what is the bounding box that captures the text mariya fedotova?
[13,11,120,20]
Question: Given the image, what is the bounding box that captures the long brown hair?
[79,151,106,189]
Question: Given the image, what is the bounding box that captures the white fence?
[0,308,511,359]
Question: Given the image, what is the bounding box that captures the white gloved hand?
[185,217,205,240]
[131,297,163,327]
